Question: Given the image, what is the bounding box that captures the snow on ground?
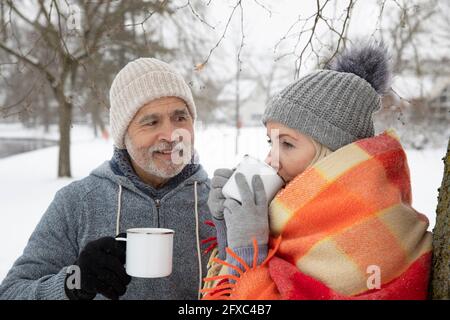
[0,124,446,282]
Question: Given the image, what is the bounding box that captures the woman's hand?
[223,172,269,248]
[207,168,234,220]
[207,168,234,259]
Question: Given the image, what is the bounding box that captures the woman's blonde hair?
[306,137,333,169]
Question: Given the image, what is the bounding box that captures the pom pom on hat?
[326,41,392,95]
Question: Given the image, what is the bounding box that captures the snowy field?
[0,123,446,282]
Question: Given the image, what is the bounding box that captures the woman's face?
[265,121,317,183]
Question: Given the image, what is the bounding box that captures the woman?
[203,42,432,300]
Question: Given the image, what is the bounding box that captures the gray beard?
[124,135,186,179]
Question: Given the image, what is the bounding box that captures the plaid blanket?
[202,129,432,300]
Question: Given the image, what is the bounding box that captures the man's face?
[125,96,195,179]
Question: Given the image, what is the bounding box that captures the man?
[0,58,215,300]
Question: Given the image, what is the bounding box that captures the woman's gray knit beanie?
[262,42,392,151]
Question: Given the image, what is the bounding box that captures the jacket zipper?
[152,180,204,228]
[155,199,161,228]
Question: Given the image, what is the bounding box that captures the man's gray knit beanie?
[262,42,392,151]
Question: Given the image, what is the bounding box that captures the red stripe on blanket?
[268,251,431,300]
[356,133,412,205]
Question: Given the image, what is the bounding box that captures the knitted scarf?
[202,129,432,300]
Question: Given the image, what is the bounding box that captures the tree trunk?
[0,2,5,42]
[235,57,241,156]
[91,104,105,139]
[42,92,51,133]
[430,137,450,299]
[56,89,72,178]
[92,114,98,138]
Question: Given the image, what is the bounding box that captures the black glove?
[64,234,131,300]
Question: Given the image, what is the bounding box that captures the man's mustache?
[147,141,187,154]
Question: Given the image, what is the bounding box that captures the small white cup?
[222,155,285,203]
[116,228,174,278]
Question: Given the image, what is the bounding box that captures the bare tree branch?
[196,0,243,69]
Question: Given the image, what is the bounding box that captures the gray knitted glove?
[207,168,233,259]
[223,172,269,248]
[207,168,234,220]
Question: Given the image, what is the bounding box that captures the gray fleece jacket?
[0,149,214,300]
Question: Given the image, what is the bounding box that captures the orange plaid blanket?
[202,129,432,300]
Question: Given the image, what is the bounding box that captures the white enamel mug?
[116,228,174,278]
[222,155,285,203]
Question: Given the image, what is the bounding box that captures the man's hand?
[65,236,131,300]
